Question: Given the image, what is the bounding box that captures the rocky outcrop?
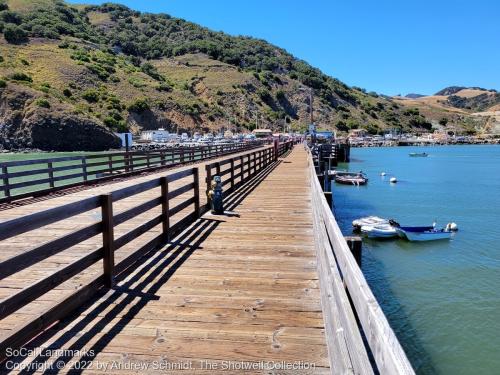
[0,85,120,151]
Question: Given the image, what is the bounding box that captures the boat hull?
[409,153,428,157]
[352,216,388,230]
[396,227,451,241]
[361,225,398,238]
[334,176,368,185]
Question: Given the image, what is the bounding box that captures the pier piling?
[345,236,362,267]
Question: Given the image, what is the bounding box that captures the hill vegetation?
[0,0,494,150]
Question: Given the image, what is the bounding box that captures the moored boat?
[334,171,368,186]
[361,224,398,238]
[352,216,388,230]
[395,226,452,241]
[409,152,428,157]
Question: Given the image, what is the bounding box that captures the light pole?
[299,86,315,143]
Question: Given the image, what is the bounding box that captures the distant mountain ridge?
[405,93,426,99]
[435,86,498,96]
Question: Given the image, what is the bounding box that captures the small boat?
[361,224,398,238]
[395,226,452,241]
[334,171,368,186]
[352,216,388,230]
[409,152,428,157]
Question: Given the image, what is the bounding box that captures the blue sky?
[71,0,500,95]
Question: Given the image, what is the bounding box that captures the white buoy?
[381,172,386,176]
[390,177,397,183]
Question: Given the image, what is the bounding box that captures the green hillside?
[0,0,487,150]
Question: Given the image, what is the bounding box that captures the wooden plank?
[168,182,195,200]
[0,196,100,241]
[0,248,103,320]
[169,197,196,217]
[193,168,200,217]
[0,222,101,280]
[0,276,104,362]
[113,196,161,226]
[114,214,163,250]
[167,168,194,183]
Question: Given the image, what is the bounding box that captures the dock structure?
[0,142,414,374]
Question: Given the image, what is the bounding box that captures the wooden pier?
[0,142,414,374]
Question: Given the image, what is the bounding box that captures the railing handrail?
[308,152,415,374]
[0,141,264,203]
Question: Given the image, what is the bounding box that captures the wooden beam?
[101,194,115,288]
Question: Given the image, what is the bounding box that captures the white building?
[140,128,172,142]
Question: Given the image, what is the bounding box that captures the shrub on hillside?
[0,10,22,25]
[408,115,432,130]
[156,82,172,92]
[257,88,272,105]
[140,62,164,81]
[35,98,50,108]
[336,120,349,132]
[127,98,150,113]
[0,79,6,88]
[9,72,32,82]
[82,89,100,103]
[3,24,28,44]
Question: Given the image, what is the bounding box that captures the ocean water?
[333,145,500,374]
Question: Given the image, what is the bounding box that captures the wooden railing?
[309,154,415,374]
[203,140,294,204]
[205,147,275,201]
[0,142,263,203]
[0,167,200,361]
[0,142,296,361]
[277,140,294,156]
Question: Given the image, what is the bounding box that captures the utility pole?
[309,90,314,125]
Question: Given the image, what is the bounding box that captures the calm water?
[333,145,500,374]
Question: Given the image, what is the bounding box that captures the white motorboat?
[395,226,452,241]
[360,224,398,238]
[352,216,388,230]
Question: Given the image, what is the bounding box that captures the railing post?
[101,193,115,288]
[240,155,244,184]
[193,168,200,217]
[82,157,88,181]
[1,166,10,198]
[160,150,165,166]
[108,155,113,175]
[216,162,221,180]
[230,159,235,191]
[146,152,151,168]
[124,152,130,172]
[345,236,362,267]
[274,139,279,161]
[48,162,55,188]
[205,164,212,208]
[160,176,170,241]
